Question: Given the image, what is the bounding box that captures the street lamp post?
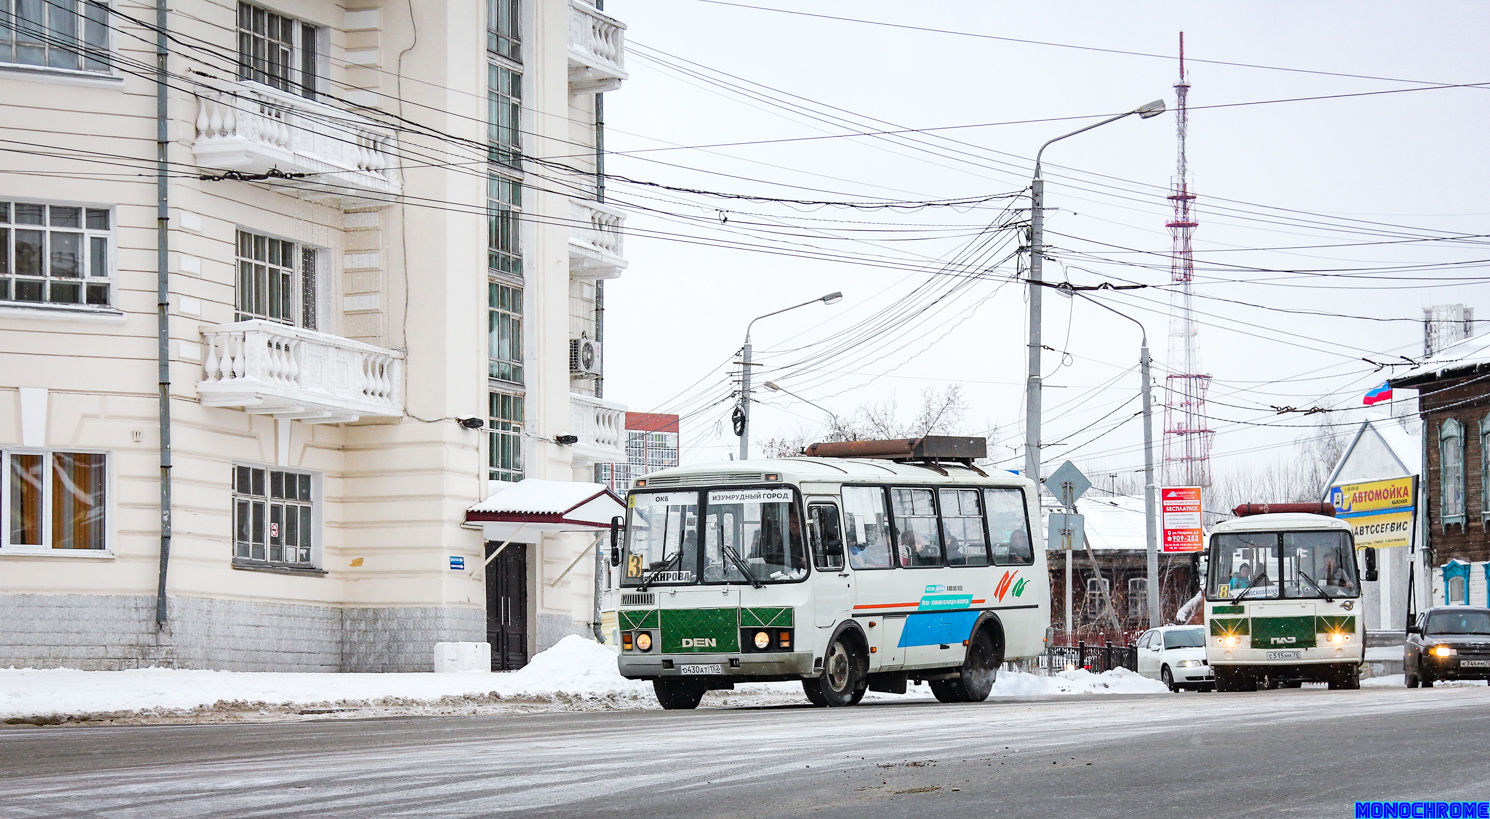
[1070,290,1161,629]
[1024,100,1166,486]
[738,292,843,460]
[763,381,840,437]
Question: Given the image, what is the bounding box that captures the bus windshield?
[1208,529,1358,600]
[1283,530,1358,598]
[621,491,699,587]
[703,488,807,583]
[1209,532,1282,600]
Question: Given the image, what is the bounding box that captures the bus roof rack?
[1232,502,1336,518]
[803,436,987,474]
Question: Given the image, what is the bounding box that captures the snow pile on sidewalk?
[991,666,1169,696]
[0,637,1165,723]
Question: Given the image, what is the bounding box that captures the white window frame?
[236,1,324,100]
[0,0,113,77]
[234,228,324,329]
[1440,418,1466,526]
[231,462,322,570]
[0,448,112,555]
[0,199,115,311]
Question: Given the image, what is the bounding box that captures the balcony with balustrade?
[568,0,627,93]
[568,199,627,280]
[191,79,401,207]
[198,321,404,423]
[568,393,626,465]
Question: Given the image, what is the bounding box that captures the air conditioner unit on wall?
[569,335,602,377]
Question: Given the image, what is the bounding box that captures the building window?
[237,2,319,99]
[488,63,521,168]
[487,0,519,63]
[0,0,110,73]
[489,281,523,384]
[1,450,106,550]
[1482,414,1490,527]
[236,229,318,327]
[1440,418,1465,526]
[488,174,521,277]
[0,201,112,307]
[233,465,315,566]
[489,391,524,482]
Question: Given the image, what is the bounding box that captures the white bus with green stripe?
[609,437,1050,710]
[1204,507,1365,691]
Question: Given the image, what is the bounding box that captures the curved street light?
[737,293,843,460]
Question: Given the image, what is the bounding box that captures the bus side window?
[986,488,1034,566]
[842,486,894,570]
[809,504,844,571]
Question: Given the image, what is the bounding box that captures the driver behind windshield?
[1321,553,1356,593]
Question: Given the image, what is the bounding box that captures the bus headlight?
[1430,645,1456,658]
[635,632,653,652]
[1222,636,1240,646]
[1326,633,1344,644]
[754,630,771,650]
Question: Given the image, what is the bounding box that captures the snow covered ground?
[0,636,1168,724]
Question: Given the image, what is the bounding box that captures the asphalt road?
[2,685,1489,818]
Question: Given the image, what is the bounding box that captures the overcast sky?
[595,1,1489,482]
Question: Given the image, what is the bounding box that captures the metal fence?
[1036,641,1137,675]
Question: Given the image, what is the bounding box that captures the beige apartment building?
[0,0,629,670]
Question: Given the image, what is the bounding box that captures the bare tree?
[758,384,975,457]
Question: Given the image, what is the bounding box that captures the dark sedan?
[1405,606,1490,687]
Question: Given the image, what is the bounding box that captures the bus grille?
[621,593,656,607]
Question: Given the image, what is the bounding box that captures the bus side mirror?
[609,516,623,567]
[1363,547,1378,582]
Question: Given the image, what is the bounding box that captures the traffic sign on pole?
[1049,512,1085,552]
[1047,461,1092,509]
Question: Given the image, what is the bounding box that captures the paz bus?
[607,437,1050,710]
[1204,504,1371,691]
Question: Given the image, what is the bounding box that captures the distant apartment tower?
[1425,304,1476,357]
[597,413,680,491]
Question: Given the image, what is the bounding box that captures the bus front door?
[809,501,854,627]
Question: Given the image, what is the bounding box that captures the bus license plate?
[681,664,722,675]
[1461,660,1490,668]
[1266,651,1301,661]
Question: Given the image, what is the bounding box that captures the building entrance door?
[486,542,528,670]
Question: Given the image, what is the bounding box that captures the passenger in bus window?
[1230,563,1252,591]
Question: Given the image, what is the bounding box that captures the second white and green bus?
[609,437,1051,710]
[1204,507,1365,691]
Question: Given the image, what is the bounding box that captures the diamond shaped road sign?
[1046,460,1091,509]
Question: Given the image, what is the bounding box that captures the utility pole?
[1141,337,1160,627]
[1024,99,1166,486]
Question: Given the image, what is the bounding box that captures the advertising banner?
[1161,486,1204,553]
[1328,476,1417,549]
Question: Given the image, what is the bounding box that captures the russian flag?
[1363,382,1392,406]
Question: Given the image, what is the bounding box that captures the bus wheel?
[653,679,706,710]
[936,629,999,703]
[801,679,829,707]
[808,634,865,707]
[1327,665,1360,691]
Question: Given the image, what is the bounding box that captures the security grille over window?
[237,2,319,99]
[233,465,315,566]
[0,202,112,307]
[0,0,109,73]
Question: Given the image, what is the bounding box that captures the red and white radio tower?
[1162,32,1214,488]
